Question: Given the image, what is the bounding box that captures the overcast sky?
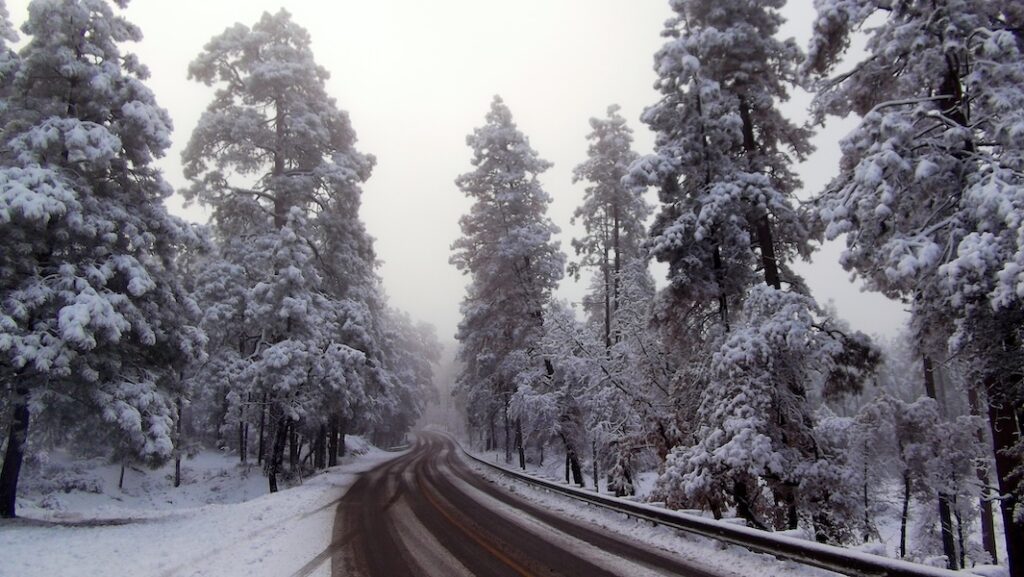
[8,0,908,346]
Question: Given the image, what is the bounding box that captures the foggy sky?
[5,0,908,347]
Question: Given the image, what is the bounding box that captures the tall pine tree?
[0,0,202,518]
[633,0,876,534]
[451,96,565,468]
[806,0,1024,569]
[183,9,378,492]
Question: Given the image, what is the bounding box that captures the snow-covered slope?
[0,438,403,577]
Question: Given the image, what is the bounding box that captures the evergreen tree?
[569,104,660,493]
[806,0,1024,569]
[633,0,876,533]
[182,9,378,492]
[451,96,565,468]
[571,104,652,347]
[0,0,202,518]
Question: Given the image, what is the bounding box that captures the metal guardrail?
[456,442,968,577]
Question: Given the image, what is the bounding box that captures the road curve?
[329,432,726,577]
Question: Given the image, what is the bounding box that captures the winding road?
[329,432,725,577]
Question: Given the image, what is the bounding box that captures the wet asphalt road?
[329,432,726,577]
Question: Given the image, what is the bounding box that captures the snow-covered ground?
[0,438,404,577]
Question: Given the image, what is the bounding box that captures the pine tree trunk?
[0,383,30,518]
[514,418,525,470]
[327,415,339,467]
[955,502,966,569]
[267,414,289,494]
[732,478,768,531]
[987,383,1024,577]
[591,439,599,491]
[257,392,267,465]
[900,470,911,558]
[314,424,326,470]
[603,246,612,350]
[562,436,584,487]
[503,404,511,464]
[938,496,960,570]
[968,385,999,563]
[175,396,183,488]
[923,356,961,569]
[238,421,245,464]
[862,454,872,542]
[338,418,347,458]
[612,201,621,344]
[487,410,496,452]
[288,425,299,472]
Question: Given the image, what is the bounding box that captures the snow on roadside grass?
[0,438,405,577]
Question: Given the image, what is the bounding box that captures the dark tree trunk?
[288,425,300,472]
[591,439,599,491]
[175,396,183,488]
[755,215,781,290]
[603,246,612,349]
[564,453,570,484]
[486,410,496,452]
[328,415,339,467]
[514,418,525,470]
[955,503,966,569]
[987,384,1024,577]
[611,201,621,344]
[119,461,126,491]
[240,395,250,464]
[938,496,960,570]
[732,478,768,531]
[267,414,289,493]
[968,385,999,563]
[900,470,911,558]
[923,356,961,570]
[562,436,584,487]
[238,421,245,464]
[257,392,267,466]
[503,405,511,464]
[314,424,326,470]
[0,383,30,518]
[338,418,347,458]
[712,246,730,331]
[862,451,872,542]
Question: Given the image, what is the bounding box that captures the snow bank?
[1,438,402,577]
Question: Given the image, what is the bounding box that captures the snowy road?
[330,432,726,577]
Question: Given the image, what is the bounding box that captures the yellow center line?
[416,471,538,577]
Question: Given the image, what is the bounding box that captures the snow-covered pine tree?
[806,1,1024,569]
[571,104,652,347]
[451,96,565,469]
[0,0,15,99]
[182,9,376,492]
[634,0,877,535]
[0,0,203,518]
[569,105,660,494]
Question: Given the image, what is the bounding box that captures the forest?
[0,0,1022,576]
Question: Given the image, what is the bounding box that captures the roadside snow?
[461,442,1000,577]
[465,455,837,577]
[0,438,404,577]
